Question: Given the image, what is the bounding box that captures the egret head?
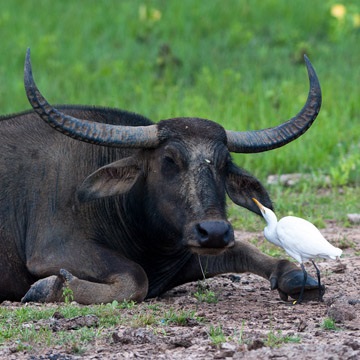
[252,198,267,216]
[252,197,278,223]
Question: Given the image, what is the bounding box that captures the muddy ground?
[1,221,360,360]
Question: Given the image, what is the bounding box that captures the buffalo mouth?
[188,245,234,256]
[184,220,235,255]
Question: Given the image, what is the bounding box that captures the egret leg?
[295,263,307,305]
[311,260,323,302]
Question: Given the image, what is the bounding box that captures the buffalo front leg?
[23,248,149,304]
[58,268,148,304]
[173,240,323,302]
[22,267,148,304]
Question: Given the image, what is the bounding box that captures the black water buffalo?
[0,50,322,304]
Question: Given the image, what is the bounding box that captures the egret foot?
[295,263,308,304]
[311,260,324,302]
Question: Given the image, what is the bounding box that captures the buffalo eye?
[161,155,180,177]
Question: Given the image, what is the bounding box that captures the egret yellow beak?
[252,198,265,212]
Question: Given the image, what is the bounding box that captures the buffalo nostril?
[197,224,209,240]
[195,221,233,248]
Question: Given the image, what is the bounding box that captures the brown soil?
[1,221,360,359]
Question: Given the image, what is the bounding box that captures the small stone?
[328,303,356,323]
[343,340,360,350]
[247,339,265,350]
[297,319,307,332]
[221,342,236,351]
[347,214,360,224]
[267,173,330,187]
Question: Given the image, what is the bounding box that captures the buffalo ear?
[78,157,141,202]
[225,163,273,215]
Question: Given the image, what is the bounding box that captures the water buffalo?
[0,50,322,304]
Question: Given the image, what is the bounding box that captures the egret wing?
[276,216,336,262]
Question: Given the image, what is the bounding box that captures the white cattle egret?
[252,198,342,304]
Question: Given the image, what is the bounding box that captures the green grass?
[194,288,219,304]
[321,317,340,331]
[229,184,360,232]
[265,329,301,348]
[207,322,250,347]
[2,1,356,230]
[0,302,203,353]
[208,324,227,346]
[0,0,359,181]
[0,303,109,352]
[161,309,202,326]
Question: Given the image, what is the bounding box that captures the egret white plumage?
[252,198,342,304]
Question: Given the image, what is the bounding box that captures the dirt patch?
[1,222,360,359]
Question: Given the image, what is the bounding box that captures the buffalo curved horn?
[226,55,321,153]
[24,49,160,148]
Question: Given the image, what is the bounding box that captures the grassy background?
[0,0,359,225]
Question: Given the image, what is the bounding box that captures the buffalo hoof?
[270,261,325,302]
[277,269,325,302]
[21,274,66,303]
[60,268,75,282]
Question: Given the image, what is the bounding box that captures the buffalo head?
[23,49,321,255]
